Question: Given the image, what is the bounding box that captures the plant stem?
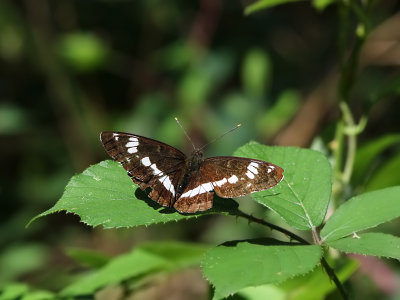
[234,209,348,300]
[233,210,309,244]
[321,258,349,300]
[340,102,357,184]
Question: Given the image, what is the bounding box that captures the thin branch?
[321,258,349,300]
[233,209,309,244]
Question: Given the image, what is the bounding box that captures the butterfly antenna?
[175,117,197,150]
[199,123,242,151]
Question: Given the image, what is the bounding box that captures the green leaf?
[178,51,233,107]
[62,242,208,297]
[312,0,337,11]
[365,154,400,192]
[237,259,357,300]
[0,283,29,299]
[238,285,285,300]
[321,186,400,242]
[352,134,400,186]
[29,160,237,228]
[66,248,111,269]
[201,239,322,300]
[242,49,271,97]
[57,32,108,72]
[257,90,300,138]
[327,233,400,259]
[277,258,358,300]
[245,0,305,15]
[139,241,209,268]
[234,143,332,230]
[0,244,47,282]
[61,248,168,297]
[21,290,55,300]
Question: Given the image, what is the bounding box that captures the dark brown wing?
[173,169,214,213]
[201,156,284,198]
[100,131,186,207]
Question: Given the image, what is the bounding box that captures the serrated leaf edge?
[200,244,323,300]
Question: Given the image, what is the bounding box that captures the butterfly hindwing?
[100,131,186,207]
[173,170,214,213]
[200,156,284,198]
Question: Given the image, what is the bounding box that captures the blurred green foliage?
[1,0,400,299]
[57,32,109,72]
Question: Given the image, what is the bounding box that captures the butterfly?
[100,131,284,213]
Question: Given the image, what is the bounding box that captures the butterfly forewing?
[200,157,284,198]
[101,131,284,214]
[100,131,186,207]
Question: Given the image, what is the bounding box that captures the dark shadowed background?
[1,0,400,299]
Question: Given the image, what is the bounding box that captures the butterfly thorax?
[176,149,204,200]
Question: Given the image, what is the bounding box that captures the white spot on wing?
[127,147,138,153]
[180,182,214,198]
[214,178,227,187]
[150,163,163,176]
[126,141,139,147]
[249,162,259,168]
[228,175,238,184]
[129,137,138,142]
[201,182,214,191]
[159,175,175,196]
[141,157,151,166]
[247,163,259,174]
[181,186,198,198]
[246,171,255,179]
[246,171,254,179]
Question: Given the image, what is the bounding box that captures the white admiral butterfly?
[100,131,284,213]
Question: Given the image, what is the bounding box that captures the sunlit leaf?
[238,285,285,300]
[29,160,237,229]
[312,0,337,11]
[21,290,55,300]
[0,283,29,299]
[234,143,332,230]
[327,233,400,259]
[61,249,168,297]
[321,186,400,242]
[245,0,305,15]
